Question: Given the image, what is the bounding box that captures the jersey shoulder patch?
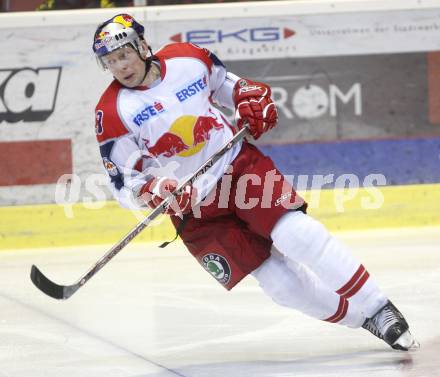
[95,80,129,144]
[155,43,215,73]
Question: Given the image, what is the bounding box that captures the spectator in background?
[35,0,247,11]
[36,0,131,10]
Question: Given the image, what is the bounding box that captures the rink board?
[2,1,440,207]
[1,183,439,250]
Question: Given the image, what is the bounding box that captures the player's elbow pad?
[212,71,240,109]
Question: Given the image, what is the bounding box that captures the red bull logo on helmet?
[112,14,134,28]
[93,39,111,52]
[143,114,224,159]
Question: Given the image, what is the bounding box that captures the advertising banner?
[0,23,107,205]
[150,8,440,60]
[225,53,437,144]
[1,2,440,205]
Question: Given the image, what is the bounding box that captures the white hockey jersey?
[95,43,241,209]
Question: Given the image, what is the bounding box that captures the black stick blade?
[30,265,68,300]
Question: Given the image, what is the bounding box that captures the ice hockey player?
[93,13,418,351]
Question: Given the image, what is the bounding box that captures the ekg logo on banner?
[170,27,295,44]
[0,67,62,123]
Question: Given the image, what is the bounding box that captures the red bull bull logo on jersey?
[192,114,223,145]
[144,132,189,158]
[143,114,224,159]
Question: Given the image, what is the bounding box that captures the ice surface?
[0,226,439,377]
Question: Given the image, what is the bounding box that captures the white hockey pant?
[252,211,388,327]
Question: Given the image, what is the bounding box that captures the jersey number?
[95,110,104,135]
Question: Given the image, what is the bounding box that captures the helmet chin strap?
[137,46,154,87]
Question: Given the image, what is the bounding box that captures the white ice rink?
[1,226,439,377]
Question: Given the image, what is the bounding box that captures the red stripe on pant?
[324,296,349,323]
[336,265,370,299]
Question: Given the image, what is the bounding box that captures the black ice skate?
[362,301,419,351]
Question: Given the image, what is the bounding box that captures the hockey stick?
[30,125,248,300]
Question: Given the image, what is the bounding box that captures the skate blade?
[392,330,420,351]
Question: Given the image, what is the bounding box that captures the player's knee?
[271,211,332,263]
[253,255,304,309]
[262,278,299,308]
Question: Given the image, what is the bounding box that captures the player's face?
[102,45,146,88]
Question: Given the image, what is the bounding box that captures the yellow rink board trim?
[1,184,439,250]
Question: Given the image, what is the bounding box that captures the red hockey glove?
[232,78,278,140]
[139,177,196,216]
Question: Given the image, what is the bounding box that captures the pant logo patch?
[202,253,231,285]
